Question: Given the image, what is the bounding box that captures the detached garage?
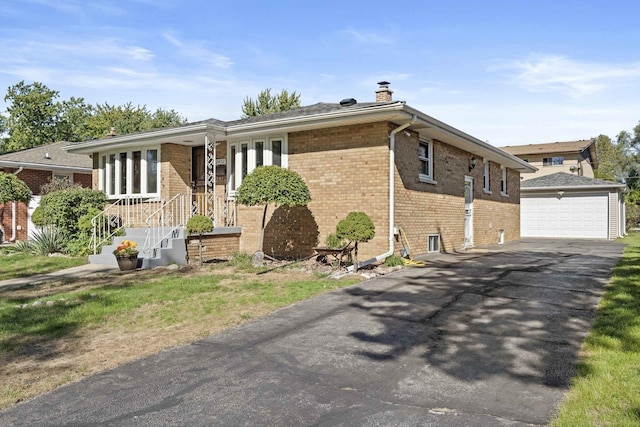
[521,172,626,239]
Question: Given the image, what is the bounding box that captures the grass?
[550,233,640,427]
[0,262,361,409]
[0,252,87,280]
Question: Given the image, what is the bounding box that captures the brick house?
[500,139,596,180]
[67,83,535,267]
[0,141,93,242]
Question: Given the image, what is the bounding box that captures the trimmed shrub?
[186,215,214,235]
[336,211,375,271]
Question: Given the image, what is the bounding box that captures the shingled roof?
[0,141,92,171]
[521,172,625,190]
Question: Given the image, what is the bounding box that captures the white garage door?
[521,193,609,238]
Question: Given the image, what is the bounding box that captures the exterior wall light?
[469,156,478,172]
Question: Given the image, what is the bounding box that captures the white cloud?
[342,28,395,45]
[498,54,640,97]
[163,32,233,69]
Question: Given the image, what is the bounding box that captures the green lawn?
[0,253,87,281]
[0,262,361,409]
[550,233,640,426]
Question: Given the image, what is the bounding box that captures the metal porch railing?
[90,196,160,255]
[143,194,189,258]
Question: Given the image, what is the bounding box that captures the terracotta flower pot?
[115,254,139,271]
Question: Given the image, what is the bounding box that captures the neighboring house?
[67,83,535,268]
[500,139,596,180]
[521,172,625,239]
[0,141,93,242]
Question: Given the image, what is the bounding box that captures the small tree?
[186,215,214,267]
[235,166,311,262]
[0,172,32,239]
[336,212,375,272]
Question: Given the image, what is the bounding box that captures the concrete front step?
[89,227,187,269]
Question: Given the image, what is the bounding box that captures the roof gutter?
[522,184,626,191]
[0,160,89,173]
[409,114,535,173]
[64,123,223,154]
[349,114,417,271]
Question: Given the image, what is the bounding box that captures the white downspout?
[350,115,417,271]
[10,166,25,241]
[10,202,16,241]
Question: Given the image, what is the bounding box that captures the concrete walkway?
[0,263,119,291]
[0,239,625,426]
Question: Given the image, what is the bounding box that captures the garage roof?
[521,172,625,191]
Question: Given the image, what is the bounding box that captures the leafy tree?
[336,211,375,272]
[0,81,188,152]
[241,88,301,118]
[0,115,6,153]
[36,187,107,250]
[85,102,187,140]
[1,81,60,152]
[624,121,640,153]
[186,215,214,267]
[235,166,311,259]
[148,107,188,129]
[594,134,629,181]
[56,97,94,142]
[0,172,32,238]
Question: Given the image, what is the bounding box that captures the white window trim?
[543,156,564,166]
[99,155,105,192]
[228,135,288,195]
[418,138,436,184]
[427,234,441,253]
[99,145,161,198]
[500,166,508,196]
[483,159,491,194]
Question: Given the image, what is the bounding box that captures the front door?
[464,176,474,248]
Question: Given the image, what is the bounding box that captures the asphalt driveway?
[0,239,625,426]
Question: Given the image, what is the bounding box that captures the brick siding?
[232,121,522,260]
[236,122,391,259]
[161,144,190,201]
[186,232,240,264]
[395,134,521,253]
[0,167,92,242]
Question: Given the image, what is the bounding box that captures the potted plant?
[113,239,139,271]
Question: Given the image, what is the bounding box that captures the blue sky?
[1,0,639,146]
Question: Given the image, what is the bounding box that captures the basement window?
[428,234,441,253]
